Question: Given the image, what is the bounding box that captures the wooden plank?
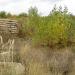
[0,19,19,34]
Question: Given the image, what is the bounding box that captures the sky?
[0,0,75,16]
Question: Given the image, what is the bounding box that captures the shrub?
[32,6,73,47]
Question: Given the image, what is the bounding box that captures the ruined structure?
[0,19,19,34]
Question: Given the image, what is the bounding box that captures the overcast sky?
[0,0,75,16]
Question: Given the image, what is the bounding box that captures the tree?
[18,13,28,17]
[27,7,40,37]
[6,13,12,18]
[0,11,7,18]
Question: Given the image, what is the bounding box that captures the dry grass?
[0,37,75,75]
[18,40,75,75]
[0,62,25,75]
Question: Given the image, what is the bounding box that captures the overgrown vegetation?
[17,6,75,48]
[0,6,75,48]
[1,5,75,75]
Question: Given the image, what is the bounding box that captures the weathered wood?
[0,19,19,34]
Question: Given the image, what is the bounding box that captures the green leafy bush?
[32,6,73,47]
